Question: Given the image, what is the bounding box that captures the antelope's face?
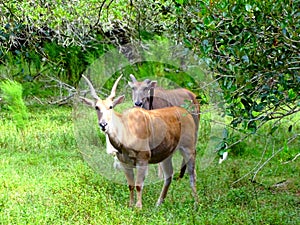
[80,75,124,133]
[92,95,124,132]
[94,99,113,132]
[128,74,157,107]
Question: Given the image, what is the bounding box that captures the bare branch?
[48,93,76,105]
[252,134,299,181]
[232,137,270,186]
[282,153,300,165]
[232,134,299,185]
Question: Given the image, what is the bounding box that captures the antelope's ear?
[79,97,95,107]
[149,81,157,88]
[112,95,125,108]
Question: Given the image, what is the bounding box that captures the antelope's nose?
[134,101,143,107]
[99,122,108,131]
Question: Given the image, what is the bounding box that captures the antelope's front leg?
[122,163,135,207]
[135,161,148,208]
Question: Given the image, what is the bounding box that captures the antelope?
[80,75,198,208]
[128,74,200,177]
[128,74,200,136]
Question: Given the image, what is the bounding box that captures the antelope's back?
[154,88,200,125]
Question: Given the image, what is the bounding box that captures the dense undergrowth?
[0,106,299,224]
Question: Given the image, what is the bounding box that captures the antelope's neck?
[107,111,124,149]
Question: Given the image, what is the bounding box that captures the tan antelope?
[128,74,200,177]
[80,75,198,208]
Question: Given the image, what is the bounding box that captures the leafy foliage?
[162,0,300,132]
[0,80,28,130]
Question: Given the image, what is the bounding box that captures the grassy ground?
[0,105,299,224]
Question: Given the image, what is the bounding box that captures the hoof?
[156,199,163,207]
[135,202,142,209]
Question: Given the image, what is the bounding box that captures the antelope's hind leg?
[156,156,174,206]
[187,155,198,203]
[179,147,198,203]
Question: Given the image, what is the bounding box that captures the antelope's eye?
[109,106,113,109]
[95,106,100,111]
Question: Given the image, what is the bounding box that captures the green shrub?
[0,80,28,130]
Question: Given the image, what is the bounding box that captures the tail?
[186,91,200,142]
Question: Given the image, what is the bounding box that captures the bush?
[0,80,28,130]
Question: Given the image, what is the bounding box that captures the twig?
[106,0,115,20]
[93,0,107,29]
[232,133,299,185]
[48,93,75,105]
[33,96,44,105]
[282,153,300,164]
[252,134,299,181]
[1,1,19,21]
[232,137,270,185]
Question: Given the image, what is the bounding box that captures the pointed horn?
[108,75,123,100]
[129,74,137,82]
[82,75,99,100]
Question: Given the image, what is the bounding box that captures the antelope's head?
[128,74,157,107]
[80,75,124,132]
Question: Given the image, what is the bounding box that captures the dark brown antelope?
[128,74,200,176]
[128,74,200,135]
[80,75,198,208]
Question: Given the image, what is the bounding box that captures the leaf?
[253,102,266,112]
[242,54,249,63]
[216,141,227,153]
[270,125,279,135]
[288,125,292,132]
[241,98,251,110]
[175,0,184,5]
[222,128,229,139]
[247,121,257,133]
[245,4,252,12]
[183,38,192,48]
[288,89,296,100]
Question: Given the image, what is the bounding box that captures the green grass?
[0,105,299,224]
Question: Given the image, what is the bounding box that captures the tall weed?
[0,80,28,130]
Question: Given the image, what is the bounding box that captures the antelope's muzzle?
[134,101,143,107]
[99,122,108,131]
